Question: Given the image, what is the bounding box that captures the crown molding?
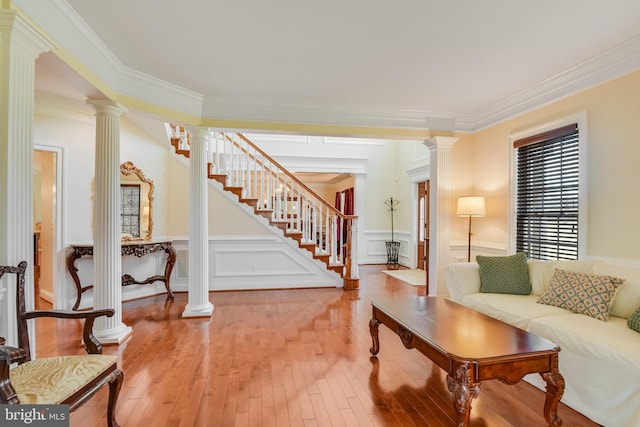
[118,67,203,117]
[17,1,640,134]
[457,33,640,132]
[202,97,439,130]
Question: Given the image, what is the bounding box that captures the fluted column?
[0,10,56,348]
[182,126,214,318]
[424,136,459,296]
[88,100,132,343]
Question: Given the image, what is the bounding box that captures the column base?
[93,324,133,345]
[182,302,214,318]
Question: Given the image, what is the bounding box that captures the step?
[240,197,259,210]
[271,220,288,232]
[314,253,330,266]
[208,174,227,185]
[255,209,273,220]
[286,231,302,243]
[225,186,243,198]
[175,149,190,158]
[299,243,316,255]
[328,264,344,277]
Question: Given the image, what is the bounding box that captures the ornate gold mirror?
[120,161,153,241]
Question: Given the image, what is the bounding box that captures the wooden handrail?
[234,133,350,220]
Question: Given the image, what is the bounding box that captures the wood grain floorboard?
[33,265,600,426]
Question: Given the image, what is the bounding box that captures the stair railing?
[210,133,358,280]
[170,125,358,285]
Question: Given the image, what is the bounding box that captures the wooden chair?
[0,261,123,427]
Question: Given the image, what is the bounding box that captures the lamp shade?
[457,196,486,217]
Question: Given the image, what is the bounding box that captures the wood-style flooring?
[35,265,599,426]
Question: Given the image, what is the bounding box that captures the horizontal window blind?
[515,124,579,260]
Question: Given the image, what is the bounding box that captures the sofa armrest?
[445,262,481,302]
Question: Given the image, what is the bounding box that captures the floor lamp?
[457,196,486,262]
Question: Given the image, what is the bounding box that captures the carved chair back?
[0,261,31,359]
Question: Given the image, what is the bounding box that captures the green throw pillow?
[476,252,531,295]
[628,307,640,333]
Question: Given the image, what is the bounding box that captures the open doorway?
[416,180,429,278]
[33,148,61,309]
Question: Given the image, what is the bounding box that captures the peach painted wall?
[454,69,640,260]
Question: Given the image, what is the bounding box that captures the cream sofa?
[445,258,640,427]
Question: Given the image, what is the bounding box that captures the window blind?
[514,124,579,260]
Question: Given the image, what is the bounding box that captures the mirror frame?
[120,161,154,241]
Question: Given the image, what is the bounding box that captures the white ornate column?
[88,100,132,344]
[182,126,214,318]
[424,136,459,296]
[0,10,56,347]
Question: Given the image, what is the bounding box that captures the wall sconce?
[457,196,486,262]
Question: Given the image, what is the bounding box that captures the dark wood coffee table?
[369,297,564,427]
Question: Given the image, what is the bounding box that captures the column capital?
[86,99,128,116]
[184,125,210,140]
[424,135,459,150]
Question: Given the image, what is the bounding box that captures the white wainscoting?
[361,230,413,267]
[171,235,342,291]
[449,241,509,263]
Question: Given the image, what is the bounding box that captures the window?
[513,123,580,260]
[121,184,141,237]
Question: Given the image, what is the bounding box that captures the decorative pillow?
[476,252,531,295]
[628,307,640,333]
[537,268,624,321]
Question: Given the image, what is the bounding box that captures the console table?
[66,241,176,311]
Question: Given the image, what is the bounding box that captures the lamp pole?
[467,215,472,262]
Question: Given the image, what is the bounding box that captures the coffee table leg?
[369,317,381,355]
[446,364,480,427]
[540,354,565,427]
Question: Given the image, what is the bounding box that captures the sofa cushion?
[537,268,624,321]
[445,262,482,302]
[592,260,640,319]
[628,307,640,333]
[476,252,531,295]
[461,293,572,330]
[528,259,595,296]
[529,314,640,371]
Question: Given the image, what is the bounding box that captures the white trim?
[406,164,429,183]
[33,144,66,309]
[16,0,640,132]
[273,155,368,174]
[508,112,588,259]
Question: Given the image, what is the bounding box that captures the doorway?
[416,181,429,281]
[33,148,60,308]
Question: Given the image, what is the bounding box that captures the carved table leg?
[369,317,381,355]
[540,354,565,427]
[446,364,481,427]
[163,245,177,299]
[66,250,83,311]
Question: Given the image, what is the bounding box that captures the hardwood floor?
[35,265,599,426]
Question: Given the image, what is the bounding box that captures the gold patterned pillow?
[537,268,624,321]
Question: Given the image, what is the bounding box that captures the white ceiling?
[19,1,640,132]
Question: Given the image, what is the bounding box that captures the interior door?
[417,181,429,271]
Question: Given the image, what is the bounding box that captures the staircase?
[169,126,359,289]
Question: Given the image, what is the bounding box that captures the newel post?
[343,216,360,290]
